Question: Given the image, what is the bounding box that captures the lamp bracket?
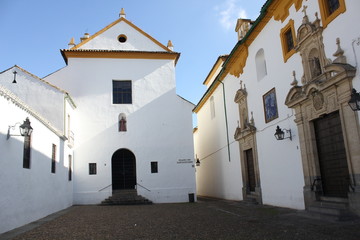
[283,128,292,141]
[6,123,21,140]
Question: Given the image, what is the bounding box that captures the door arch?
[111,149,136,190]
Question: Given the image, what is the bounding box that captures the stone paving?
[1,197,360,240]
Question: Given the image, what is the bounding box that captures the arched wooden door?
[112,149,136,190]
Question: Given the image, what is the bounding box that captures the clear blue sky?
[0,0,266,105]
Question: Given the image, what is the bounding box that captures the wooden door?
[314,112,349,198]
[245,149,256,192]
[112,149,136,190]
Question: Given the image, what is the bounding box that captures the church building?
[194,0,360,219]
[0,9,196,234]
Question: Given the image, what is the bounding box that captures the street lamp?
[348,88,360,111]
[274,126,292,141]
[7,117,33,140]
[195,155,200,166]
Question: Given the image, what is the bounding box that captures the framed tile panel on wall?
[263,88,278,123]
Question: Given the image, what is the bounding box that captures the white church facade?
[194,0,360,218]
[0,10,196,234]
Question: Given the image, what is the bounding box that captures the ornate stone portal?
[285,11,360,215]
[234,82,262,204]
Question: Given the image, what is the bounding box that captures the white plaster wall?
[79,20,165,52]
[0,67,65,132]
[195,1,360,210]
[0,93,73,234]
[235,4,306,210]
[194,73,242,201]
[46,57,196,204]
[239,0,360,210]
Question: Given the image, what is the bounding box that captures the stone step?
[241,195,259,205]
[307,200,358,221]
[100,190,152,206]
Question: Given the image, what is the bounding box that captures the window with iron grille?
[151,162,158,173]
[112,80,132,104]
[280,19,296,62]
[318,0,346,28]
[23,136,31,169]
[68,155,72,181]
[51,144,56,173]
[327,0,340,15]
[285,29,294,52]
[89,163,97,175]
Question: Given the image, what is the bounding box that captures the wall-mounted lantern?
[7,117,33,140]
[195,155,200,167]
[348,88,360,111]
[274,125,292,141]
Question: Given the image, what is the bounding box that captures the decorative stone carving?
[285,12,360,216]
[295,12,332,84]
[311,90,324,111]
[333,38,346,64]
[234,82,261,204]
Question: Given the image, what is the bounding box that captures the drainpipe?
[215,79,231,162]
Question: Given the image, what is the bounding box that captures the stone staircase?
[242,195,259,205]
[307,197,358,221]
[100,189,152,205]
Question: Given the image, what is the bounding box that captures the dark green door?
[112,149,136,190]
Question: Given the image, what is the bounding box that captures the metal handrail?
[346,176,355,192]
[311,177,321,191]
[98,184,112,192]
[137,183,151,192]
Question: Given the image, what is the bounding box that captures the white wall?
[194,73,243,201]
[46,56,196,204]
[0,67,66,132]
[194,1,360,209]
[234,4,306,210]
[0,88,73,234]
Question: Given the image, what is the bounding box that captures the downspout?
[215,78,231,162]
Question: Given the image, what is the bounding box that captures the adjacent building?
[194,0,360,217]
[0,10,196,234]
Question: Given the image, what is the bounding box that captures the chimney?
[68,37,75,49]
[119,8,126,18]
[80,33,90,42]
[235,19,253,41]
[167,40,174,51]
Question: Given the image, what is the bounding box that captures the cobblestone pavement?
[2,197,360,240]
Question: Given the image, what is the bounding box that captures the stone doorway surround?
[285,11,359,216]
[234,84,262,204]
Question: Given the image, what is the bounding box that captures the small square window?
[151,162,158,173]
[89,163,97,175]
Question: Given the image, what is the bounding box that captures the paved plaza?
[1,197,360,240]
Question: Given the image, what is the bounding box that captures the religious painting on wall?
[263,88,278,123]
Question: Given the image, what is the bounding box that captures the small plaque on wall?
[177,159,193,164]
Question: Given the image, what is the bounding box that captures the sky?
[0,0,266,105]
